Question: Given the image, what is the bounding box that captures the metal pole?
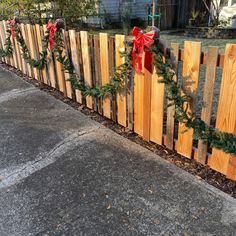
[152,0,156,26]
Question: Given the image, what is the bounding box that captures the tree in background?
[0,0,100,21]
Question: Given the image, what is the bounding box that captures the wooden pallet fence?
[0,20,236,181]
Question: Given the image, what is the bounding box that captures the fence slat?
[209,44,236,180]
[62,30,73,99]
[26,24,39,80]
[14,34,22,71]
[109,36,117,122]
[165,43,179,149]
[150,68,165,145]
[35,24,46,83]
[176,41,201,158]
[54,49,67,96]
[134,72,144,136]
[80,31,93,109]
[99,33,111,118]
[22,24,32,77]
[0,21,6,63]
[68,30,82,102]
[43,25,57,88]
[197,46,218,164]
[3,21,12,66]
[93,35,102,114]
[116,35,126,127]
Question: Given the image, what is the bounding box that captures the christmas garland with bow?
[0,20,235,156]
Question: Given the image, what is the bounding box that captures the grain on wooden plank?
[197,46,218,164]
[26,24,39,80]
[69,30,82,102]
[54,47,67,96]
[10,30,17,68]
[0,21,6,63]
[109,36,117,122]
[209,44,236,180]
[3,21,12,66]
[150,66,165,145]
[143,66,152,141]
[99,33,111,118]
[43,25,57,88]
[63,30,73,99]
[134,72,144,136]
[80,31,93,109]
[35,24,48,84]
[127,69,134,131]
[93,35,102,114]
[115,34,126,126]
[14,35,22,71]
[22,24,32,77]
[176,41,201,158]
[165,43,179,149]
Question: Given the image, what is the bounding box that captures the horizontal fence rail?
[0,21,235,181]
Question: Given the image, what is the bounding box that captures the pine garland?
[0,20,235,156]
[53,29,133,98]
[0,28,13,57]
[151,40,236,156]
[14,24,49,70]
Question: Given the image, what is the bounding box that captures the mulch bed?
[2,63,236,198]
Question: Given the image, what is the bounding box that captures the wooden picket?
[176,41,201,158]
[81,31,93,109]
[1,20,236,181]
[99,33,111,118]
[68,30,81,102]
[209,44,236,180]
[165,43,179,150]
[197,47,219,164]
[115,35,126,127]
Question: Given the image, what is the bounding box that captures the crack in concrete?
[0,127,100,189]
[0,87,37,103]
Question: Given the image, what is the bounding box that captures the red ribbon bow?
[8,20,16,39]
[132,27,155,73]
[47,20,58,50]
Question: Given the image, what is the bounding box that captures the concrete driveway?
[0,67,235,236]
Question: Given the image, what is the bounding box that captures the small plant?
[189,10,200,26]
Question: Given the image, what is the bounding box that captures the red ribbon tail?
[144,51,153,73]
[137,46,144,72]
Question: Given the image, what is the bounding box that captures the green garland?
[53,28,133,99]
[151,40,236,156]
[0,28,13,57]
[14,24,49,70]
[0,21,235,156]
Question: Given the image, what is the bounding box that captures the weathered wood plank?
[43,25,57,88]
[209,44,236,180]
[69,30,82,102]
[26,24,39,80]
[115,35,126,127]
[93,35,102,114]
[34,24,46,82]
[176,41,201,158]
[134,72,144,136]
[22,24,32,78]
[165,43,179,149]
[197,46,218,164]
[80,31,93,109]
[99,33,111,118]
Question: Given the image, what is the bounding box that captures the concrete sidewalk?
[0,67,235,236]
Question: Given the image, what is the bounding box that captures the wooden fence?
[0,20,235,181]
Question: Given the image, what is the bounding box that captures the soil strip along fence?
[0,22,236,181]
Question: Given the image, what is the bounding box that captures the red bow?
[8,20,16,38]
[47,20,58,50]
[132,27,155,73]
